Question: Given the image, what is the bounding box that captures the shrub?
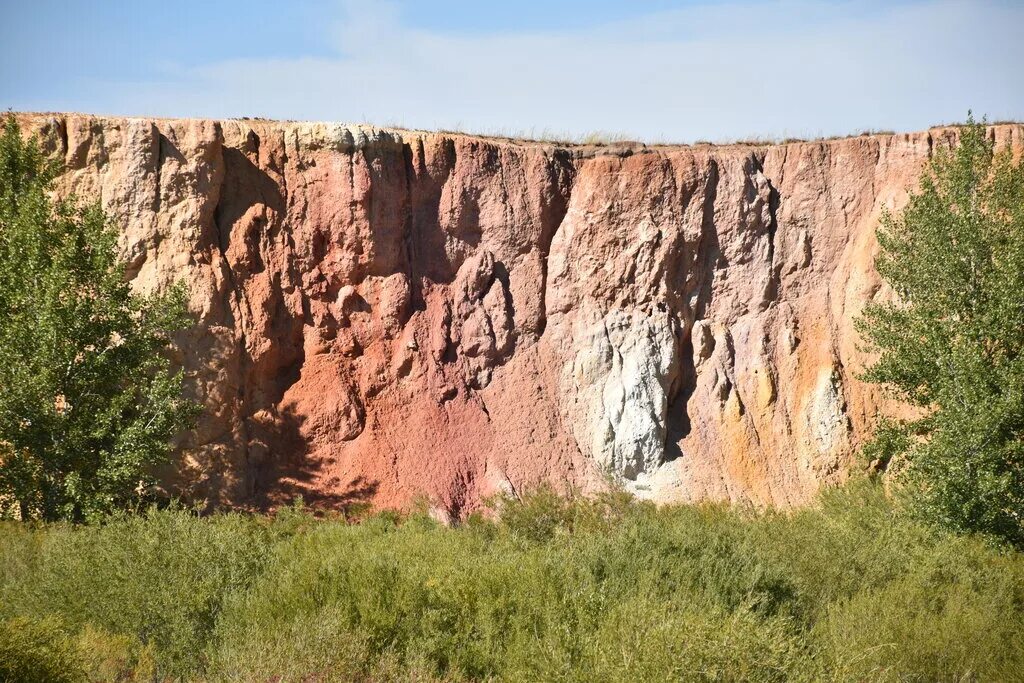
[0,115,198,522]
[816,536,1024,681]
[0,616,84,683]
[581,600,807,682]
[1,483,1023,681]
[857,114,1024,546]
[0,507,269,679]
[73,624,157,683]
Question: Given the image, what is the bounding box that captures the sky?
[2,0,1022,142]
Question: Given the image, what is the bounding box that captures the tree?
[858,115,1024,546]
[0,115,198,521]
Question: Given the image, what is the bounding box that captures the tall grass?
[2,481,1022,682]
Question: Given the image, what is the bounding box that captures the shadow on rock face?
[249,403,379,513]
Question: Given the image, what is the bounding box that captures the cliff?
[16,113,1024,516]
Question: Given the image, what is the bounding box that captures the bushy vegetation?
[858,115,1024,546]
[2,483,1022,682]
[0,116,197,522]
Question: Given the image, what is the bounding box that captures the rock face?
[16,114,1024,514]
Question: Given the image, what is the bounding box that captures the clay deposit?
[16,113,1024,516]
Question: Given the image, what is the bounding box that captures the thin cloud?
[70,0,1024,140]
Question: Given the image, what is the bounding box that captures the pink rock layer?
[16,114,1024,516]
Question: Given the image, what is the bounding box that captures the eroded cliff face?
[17,114,1024,515]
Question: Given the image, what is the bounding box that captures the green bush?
[74,624,157,683]
[857,115,1024,546]
[0,617,158,683]
[0,115,197,522]
[0,507,269,679]
[581,600,806,682]
[0,616,84,683]
[818,564,1024,681]
[1,483,1022,681]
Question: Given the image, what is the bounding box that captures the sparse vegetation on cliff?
[2,483,1023,682]
[0,116,197,522]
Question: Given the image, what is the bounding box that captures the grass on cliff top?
[381,122,908,148]
[2,480,1023,682]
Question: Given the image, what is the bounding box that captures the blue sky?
[2,0,1022,141]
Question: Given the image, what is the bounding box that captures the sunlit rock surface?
[18,113,1023,515]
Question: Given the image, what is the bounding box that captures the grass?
[426,127,911,148]
[433,126,637,146]
[224,118,1020,149]
[401,127,903,148]
[1,481,1022,682]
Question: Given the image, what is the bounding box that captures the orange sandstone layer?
[16,114,1024,516]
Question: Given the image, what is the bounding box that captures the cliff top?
[15,111,1024,157]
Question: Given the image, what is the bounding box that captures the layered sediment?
[17,113,1024,515]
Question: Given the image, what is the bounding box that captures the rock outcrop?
[16,113,1024,514]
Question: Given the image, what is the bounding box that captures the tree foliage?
[0,115,197,521]
[858,115,1024,546]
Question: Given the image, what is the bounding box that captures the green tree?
[858,115,1024,546]
[0,116,198,522]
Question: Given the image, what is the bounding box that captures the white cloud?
[82,0,1024,141]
